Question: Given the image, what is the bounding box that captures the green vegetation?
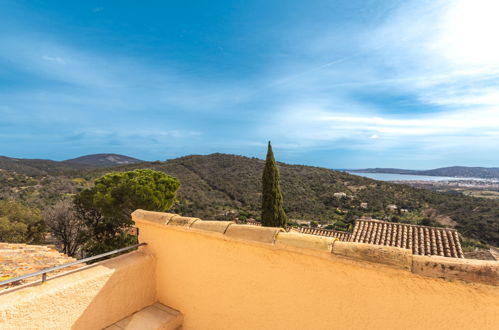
[460,237,490,252]
[0,153,498,248]
[74,169,180,255]
[0,169,88,209]
[462,190,499,199]
[261,142,287,228]
[0,200,45,243]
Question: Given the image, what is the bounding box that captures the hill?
[107,153,497,246]
[0,156,89,176]
[351,166,499,179]
[0,153,498,247]
[64,154,143,167]
[0,153,143,176]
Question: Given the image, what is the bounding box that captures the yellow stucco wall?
[0,251,156,330]
[136,219,499,330]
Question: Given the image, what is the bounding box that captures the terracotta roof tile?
[232,216,464,258]
[351,219,464,258]
[290,220,464,258]
[298,227,352,241]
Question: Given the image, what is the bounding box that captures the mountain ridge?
[3,153,499,178]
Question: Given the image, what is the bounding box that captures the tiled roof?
[0,243,81,288]
[298,227,352,241]
[350,219,464,258]
[234,216,464,259]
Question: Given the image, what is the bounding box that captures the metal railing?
[0,242,147,287]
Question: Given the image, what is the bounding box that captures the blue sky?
[1,0,499,169]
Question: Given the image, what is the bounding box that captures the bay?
[348,172,482,182]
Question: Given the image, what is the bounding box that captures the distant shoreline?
[344,166,499,180]
[348,171,492,182]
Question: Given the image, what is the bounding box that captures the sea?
[348,172,482,182]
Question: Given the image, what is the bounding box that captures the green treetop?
[261,141,287,227]
[74,169,180,255]
[0,200,45,244]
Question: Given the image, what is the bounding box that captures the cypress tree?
[261,141,287,227]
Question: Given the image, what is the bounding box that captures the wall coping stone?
[276,232,336,252]
[332,241,413,270]
[190,220,234,234]
[224,224,284,244]
[412,255,499,286]
[131,210,177,225]
[167,215,200,228]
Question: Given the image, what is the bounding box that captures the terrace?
[1,209,498,329]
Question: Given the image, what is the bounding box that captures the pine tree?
[261,141,287,227]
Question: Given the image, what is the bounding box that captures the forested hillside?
[0,153,143,175]
[0,153,498,247]
[0,156,88,176]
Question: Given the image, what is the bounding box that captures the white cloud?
[254,0,499,161]
[42,55,70,64]
[260,102,499,157]
[365,0,499,107]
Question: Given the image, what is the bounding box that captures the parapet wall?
[133,210,499,330]
[132,209,498,286]
[0,251,156,330]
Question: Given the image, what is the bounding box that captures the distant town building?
[333,192,347,198]
[386,204,398,211]
[293,219,312,226]
[223,209,238,217]
[360,202,368,209]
